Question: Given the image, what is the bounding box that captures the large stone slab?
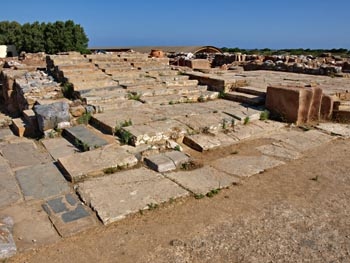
[77,168,189,225]
[0,156,22,209]
[0,140,52,169]
[0,203,59,252]
[41,137,79,160]
[166,166,239,195]
[316,123,350,138]
[183,132,238,152]
[256,143,301,160]
[15,162,70,201]
[63,125,109,151]
[58,144,138,182]
[42,193,97,237]
[211,155,285,177]
[273,129,334,152]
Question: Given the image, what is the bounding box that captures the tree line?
[221,47,350,57]
[0,20,90,54]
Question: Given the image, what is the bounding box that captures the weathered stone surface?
[58,144,138,182]
[63,125,109,151]
[166,166,239,195]
[266,85,323,124]
[15,162,70,201]
[316,123,350,138]
[0,203,59,252]
[256,143,301,160]
[211,155,285,177]
[144,154,176,172]
[0,216,16,259]
[144,151,190,172]
[41,137,79,160]
[42,193,97,237]
[34,101,70,132]
[273,130,334,152]
[69,105,85,117]
[0,140,52,169]
[183,132,237,152]
[0,156,21,209]
[77,168,189,225]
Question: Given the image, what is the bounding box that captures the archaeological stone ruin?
[1,47,350,259]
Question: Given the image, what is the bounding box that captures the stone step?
[224,91,265,106]
[11,117,38,138]
[235,86,266,97]
[126,85,208,98]
[91,100,143,113]
[57,144,138,182]
[163,79,198,87]
[119,119,188,146]
[82,87,128,103]
[156,75,189,82]
[62,125,109,151]
[75,84,122,94]
[144,151,190,172]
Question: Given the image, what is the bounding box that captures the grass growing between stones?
[260,110,270,120]
[244,116,250,125]
[115,119,134,145]
[77,112,92,125]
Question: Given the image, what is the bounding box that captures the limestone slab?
[256,143,301,160]
[166,166,239,195]
[15,162,70,201]
[42,193,97,237]
[211,155,285,177]
[58,144,138,182]
[41,137,79,160]
[164,151,190,166]
[316,123,350,138]
[0,156,22,209]
[0,203,59,252]
[273,129,334,152]
[63,125,109,150]
[144,154,176,172]
[77,168,189,225]
[183,132,238,152]
[0,140,52,169]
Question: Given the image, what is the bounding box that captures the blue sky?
[1,0,349,49]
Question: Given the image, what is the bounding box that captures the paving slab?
[183,132,238,152]
[77,167,189,225]
[0,140,52,169]
[165,166,239,195]
[164,151,190,166]
[223,106,263,124]
[316,123,350,138]
[15,162,70,201]
[41,137,79,160]
[42,193,97,237]
[176,113,227,133]
[58,144,138,182]
[0,127,16,141]
[211,155,285,177]
[0,203,60,252]
[0,216,16,259]
[256,143,301,160]
[63,125,109,151]
[273,129,334,152]
[0,156,22,209]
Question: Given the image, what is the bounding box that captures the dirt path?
[9,137,350,263]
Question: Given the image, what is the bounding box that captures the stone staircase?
[224,86,266,106]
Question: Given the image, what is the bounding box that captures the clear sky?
[1,0,349,49]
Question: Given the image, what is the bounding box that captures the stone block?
[164,151,190,167]
[320,95,337,120]
[34,101,70,132]
[144,154,176,172]
[316,123,350,138]
[41,137,79,160]
[183,132,237,152]
[15,162,70,201]
[57,144,138,182]
[77,168,189,225]
[265,85,324,125]
[11,118,25,137]
[42,193,97,237]
[166,166,239,195]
